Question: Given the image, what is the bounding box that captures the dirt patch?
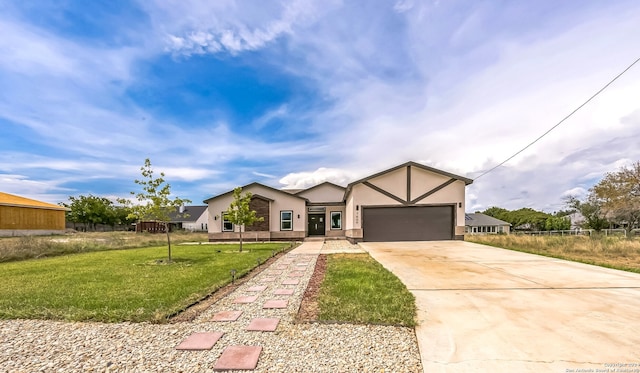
[296,254,327,323]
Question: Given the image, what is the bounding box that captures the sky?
[1,0,640,213]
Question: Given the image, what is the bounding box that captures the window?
[280,211,293,231]
[222,212,233,232]
[330,211,342,230]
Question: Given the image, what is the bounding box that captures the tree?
[591,161,640,234]
[121,158,191,262]
[225,187,264,252]
[544,215,571,231]
[483,207,550,231]
[565,195,609,231]
[482,206,510,222]
[62,194,118,231]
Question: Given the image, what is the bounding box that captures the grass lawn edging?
[315,253,417,327]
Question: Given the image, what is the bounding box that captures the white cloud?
[150,0,331,56]
[279,167,354,189]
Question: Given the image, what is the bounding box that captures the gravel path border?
[0,242,423,372]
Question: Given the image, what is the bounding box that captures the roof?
[0,192,69,211]
[168,205,208,222]
[294,181,345,195]
[344,161,474,197]
[465,213,510,227]
[203,182,308,203]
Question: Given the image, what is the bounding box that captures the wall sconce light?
[297,214,300,219]
[214,215,219,220]
[356,205,359,211]
[458,202,462,208]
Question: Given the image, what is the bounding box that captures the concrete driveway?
[360,241,640,373]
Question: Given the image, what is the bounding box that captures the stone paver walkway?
[175,241,323,370]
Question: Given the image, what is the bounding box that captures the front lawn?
[317,254,416,327]
[0,243,290,323]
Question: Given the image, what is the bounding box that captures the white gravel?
[0,250,423,372]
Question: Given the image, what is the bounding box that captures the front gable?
[204,182,307,240]
[345,162,472,206]
[295,182,345,204]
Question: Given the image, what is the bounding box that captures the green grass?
[0,231,209,263]
[318,254,416,327]
[0,242,290,323]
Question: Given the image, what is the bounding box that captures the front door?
[308,214,325,236]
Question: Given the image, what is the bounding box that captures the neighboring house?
[135,206,209,233]
[204,161,473,243]
[567,212,585,229]
[0,192,69,237]
[465,213,511,234]
[169,205,209,232]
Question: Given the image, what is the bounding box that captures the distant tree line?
[481,161,640,234]
[481,207,571,231]
[60,195,135,231]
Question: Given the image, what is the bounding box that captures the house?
[169,205,209,232]
[464,213,511,234]
[135,206,209,233]
[0,192,69,236]
[204,161,473,242]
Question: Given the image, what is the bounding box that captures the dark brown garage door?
[362,206,454,242]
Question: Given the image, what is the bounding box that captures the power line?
[474,56,640,180]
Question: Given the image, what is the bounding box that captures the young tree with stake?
[121,158,190,262]
[225,187,264,252]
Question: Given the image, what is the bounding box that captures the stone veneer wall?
[246,197,270,232]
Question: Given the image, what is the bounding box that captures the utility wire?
[474,56,640,180]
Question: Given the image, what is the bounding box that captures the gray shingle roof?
[168,205,207,222]
[465,213,510,227]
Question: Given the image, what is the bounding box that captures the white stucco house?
[204,161,473,243]
[168,205,209,232]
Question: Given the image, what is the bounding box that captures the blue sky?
[1,0,640,212]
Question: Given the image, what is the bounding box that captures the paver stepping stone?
[260,276,276,283]
[234,295,258,304]
[212,310,243,321]
[288,271,305,277]
[282,279,299,285]
[263,299,288,309]
[268,271,283,275]
[176,332,224,350]
[273,288,294,296]
[276,265,288,270]
[246,285,267,292]
[296,263,309,267]
[213,345,262,371]
[246,318,280,332]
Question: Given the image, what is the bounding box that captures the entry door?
[308,214,325,236]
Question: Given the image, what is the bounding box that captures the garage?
[362,205,454,242]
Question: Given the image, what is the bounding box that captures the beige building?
[204,161,473,242]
